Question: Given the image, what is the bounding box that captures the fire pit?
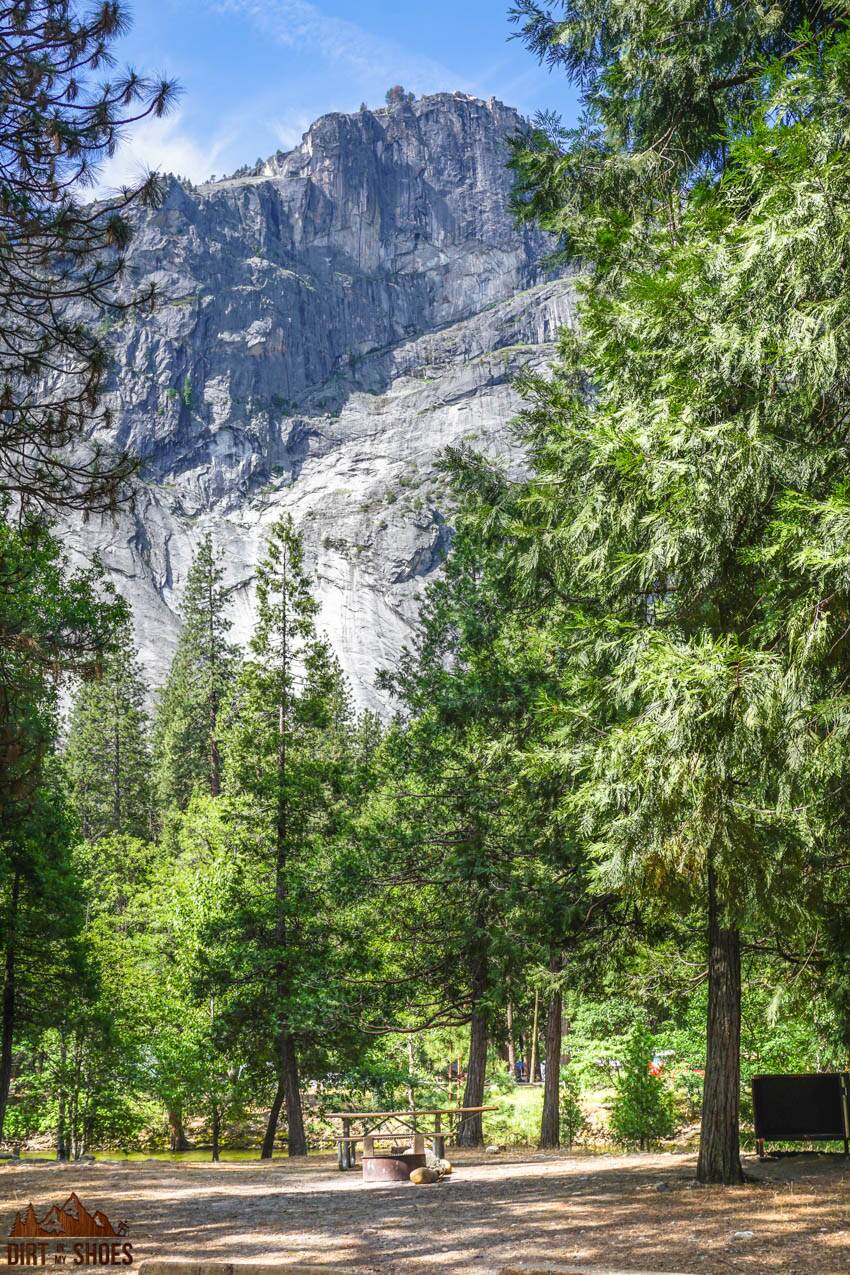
[362,1152,426,1183]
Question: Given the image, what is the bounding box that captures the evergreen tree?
[509,0,835,243]
[369,526,594,1148]
[153,533,240,811]
[558,1062,585,1152]
[206,516,355,1158]
[609,1022,675,1151]
[66,620,153,841]
[0,764,87,1143]
[0,0,178,514]
[440,3,850,1188]
[0,514,124,1141]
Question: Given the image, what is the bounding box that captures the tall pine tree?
[153,533,240,811]
[213,516,354,1158]
[66,620,152,841]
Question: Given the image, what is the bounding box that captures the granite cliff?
[68,91,574,712]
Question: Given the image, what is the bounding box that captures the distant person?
[540,1061,546,1084]
[515,1057,525,1082]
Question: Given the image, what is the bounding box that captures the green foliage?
[609,1023,675,1151]
[385,85,415,105]
[0,3,177,514]
[559,1064,586,1151]
[508,0,835,264]
[153,533,240,811]
[66,621,153,841]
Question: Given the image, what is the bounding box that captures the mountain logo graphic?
[8,1192,128,1239]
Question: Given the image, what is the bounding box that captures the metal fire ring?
[361,1152,426,1183]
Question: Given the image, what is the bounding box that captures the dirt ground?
[1,1149,848,1274]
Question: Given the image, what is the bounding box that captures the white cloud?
[213,0,465,96]
[95,110,236,191]
[269,109,315,153]
[92,0,471,196]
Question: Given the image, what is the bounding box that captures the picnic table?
[327,1106,498,1170]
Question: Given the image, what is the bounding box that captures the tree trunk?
[406,1037,415,1111]
[539,961,563,1149]
[458,952,488,1148]
[211,1104,221,1162]
[56,1032,68,1162]
[529,990,540,1083]
[281,1030,307,1157]
[168,1109,192,1152]
[209,699,221,797]
[506,1001,516,1075]
[262,1030,307,1158]
[697,862,744,1185]
[0,873,19,1143]
[282,1025,305,1157]
[261,1074,285,1159]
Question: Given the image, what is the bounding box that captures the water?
[16,1149,297,1162]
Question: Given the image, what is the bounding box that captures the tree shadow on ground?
[2,1151,847,1274]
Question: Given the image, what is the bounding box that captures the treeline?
[0,515,608,1161]
[1,502,844,1173]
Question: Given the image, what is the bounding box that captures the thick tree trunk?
[0,873,19,1143]
[262,1031,307,1158]
[458,951,488,1148]
[539,961,563,1149]
[281,1031,307,1157]
[211,1104,221,1162]
[697,863,744,1185]
[168,1109,192,1152]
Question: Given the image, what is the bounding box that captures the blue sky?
[99,0,581,188]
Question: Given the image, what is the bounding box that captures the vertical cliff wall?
[68,92,573,711]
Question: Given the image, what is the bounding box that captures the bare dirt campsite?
[2,1151,848,1275]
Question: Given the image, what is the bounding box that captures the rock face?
[69,92,573,713]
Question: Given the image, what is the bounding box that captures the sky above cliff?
[99,0,581,189]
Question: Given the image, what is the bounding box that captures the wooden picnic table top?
[327,1106,498,1121]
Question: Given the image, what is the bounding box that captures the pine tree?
[367,525,594,1149]
[0,763,87,1142]
[153,533,240,811]
[558,1063,585,1152]
[0,1,178,514]
[66,621,152,841]
[440,4,850,1189]
[610,1023,674,1151]
[211,516,354,1158]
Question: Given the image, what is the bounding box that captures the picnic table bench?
[327,1106,498,1170]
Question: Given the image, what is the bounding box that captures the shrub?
[559,1064,586,1151]
[609,1022,675,1150]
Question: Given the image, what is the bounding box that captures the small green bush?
[609,1022,675,1150]
[559,1064,586,1151]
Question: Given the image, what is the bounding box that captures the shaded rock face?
[69,92,573,713]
